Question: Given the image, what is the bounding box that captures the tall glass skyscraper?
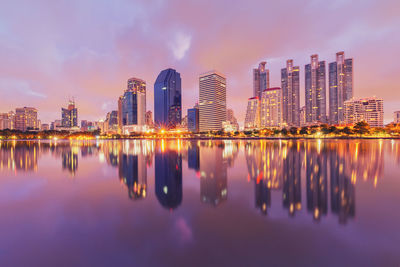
[199,71,227,132]
[305,54,326,124]
[61,100,78,128]
[253,61,269,99]
[281,60,300,127]
[154,68,182,128]
[329,51,353,124]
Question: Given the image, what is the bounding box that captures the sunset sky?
[0,0,399,125]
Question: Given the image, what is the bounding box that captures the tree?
[289,127,298,135]
[354,121,370,135]
[300,127,308,135]
[342,126,353,135]
[281,128,288,135]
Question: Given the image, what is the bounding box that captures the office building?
[199,71,227,132]
[61,100,78,128]
[0,112,14,130]
[281,60,300,126]
[145,111,153,127]
[344,97,384,127]
[187,106,199,133]
[260,87,282,127]
[244,97,260,130]
[15,107,38,131]
[226,108,239,130]
[305,54,326,124]
[154,68,182,128]
[253,61,269,99]
[329,51,353,124]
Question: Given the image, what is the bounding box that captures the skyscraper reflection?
[188,141,200,171]
[199,141,228,206]
[155,141,182,209]
[255,179,271,215]
[62,149,78,175]
[305,142,328,221]
[282,142,302,216]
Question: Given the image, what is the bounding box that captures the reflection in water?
[0,139,396,224]
[155,141,182,209]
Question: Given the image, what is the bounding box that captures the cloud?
[0,78,46,99]
[169,32,191,60]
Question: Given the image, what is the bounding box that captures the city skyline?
[0,0,399,125]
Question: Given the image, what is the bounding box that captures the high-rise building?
[226,108,239,128]
[305,54,326,124]
[187,106,199,133]
[199,71,227,132]
[15,107,38,131]
[300,106,306,127]
[117,96,123,132]
[244,97,260,130]
[281,60,300,127]
[119,78,146,129]
[154,68,182,128]
[394,111,400,124]
[329,51,353,124]
[344,97,384,127]
[61,100,78,128]
[260,87,282,128]
[253,61,270,99]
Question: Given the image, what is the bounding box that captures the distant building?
[253,61,269,99]
[344,97,384,127]
[187,106,199,133]
[329,51,353,124]
[154,68,182,128]
[15,107,38,131]
[199,71,227,132]
[394,111,400,124]
[281,60,300,127]
[51,120,62,130]
[300,106,306,127]
[305,54,326,124]
[145,111,153,127]
[0,112,14,130]
[128,77,146,126]
[41,124,50,131]
[61,100,78,128]
[104,111,118,133]
[260,87,282,128]
[222,121,238,132]
[226,108,239,130]
[80,120,89,131]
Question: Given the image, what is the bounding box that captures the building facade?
[260,87,282,128]
[61,100,78,128]
[244,97,260,129]
[154,68,182,129]
[253,61,269,99]
[199,71,227,132]
[15,107,38,131]
[187,106,199,133]
[0,112,14,130]
[395,111,400,124]
[344,97,384,127]
[329,51,353,124]
[305,54,326,124]
[281,60,300,127]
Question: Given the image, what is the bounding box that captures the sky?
[0,0,399,125]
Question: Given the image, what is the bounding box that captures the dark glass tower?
[305,54,326,124]
[154,68,182,128]
[281,60,300,127]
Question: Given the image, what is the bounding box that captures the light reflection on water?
[0,139,399,266]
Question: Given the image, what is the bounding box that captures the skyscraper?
[260,87,282,127]
[329,51,353,124]
[281,60,300,127]
[395,111,400,124]
[61,100,78,128]
[154,68,182,128]
[119,78,146,129]
[244,97,260,129]
[305,54,326,124]
[253,61,269,99]
[344,97,384,127]
[187,106,199,133]
[15,107,38,131]
[199,71,227,132]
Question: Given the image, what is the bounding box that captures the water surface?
[0,139,399,266]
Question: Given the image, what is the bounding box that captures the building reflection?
[282,142,302,217]
[255,179,271,215]
[305,142,328,221]
[330,147,355,224]
[155,140,182,209]
[0,141,39,172]
[118,140,149,200]
[188,141,200,171]
[199,141,228,206]
[61,149,78,175]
